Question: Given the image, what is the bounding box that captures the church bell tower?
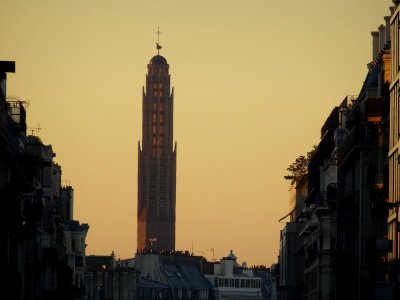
[137,42,176,252]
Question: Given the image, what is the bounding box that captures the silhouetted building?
[137,46,177,252]
[65,219,89,298]
[277,175,307,300]
[85,253,139,300]
[274,7,396,299]
[388,0,400,296]
[335,18,392,299]
[0,61,89,300]
[135,252,212,299]
[205,251,265,300]
[297,13,393,299]
[300,101,347,300]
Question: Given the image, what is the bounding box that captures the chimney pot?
[378,25,386,51]
[371,31,379,60]
[384,16,391,43]
[0,61,15,101]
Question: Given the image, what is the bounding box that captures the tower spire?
[156,27,162,55]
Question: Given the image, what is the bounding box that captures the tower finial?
[156,27,162,55]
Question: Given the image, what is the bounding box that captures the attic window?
[165,270,174,277]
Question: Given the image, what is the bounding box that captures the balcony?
[365,97,384,123]
[7,99,27,133]
[337,126,370,165]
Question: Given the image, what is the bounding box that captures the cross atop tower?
[156,27,162,55]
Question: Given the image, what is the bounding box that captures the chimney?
[390,6,395,16]
[0,61,15,101]
[379,24,386,51]
[371,31,379,60]
[385,16,391,43]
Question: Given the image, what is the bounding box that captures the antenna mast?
[207,247,215,262]
[27,123,41,136]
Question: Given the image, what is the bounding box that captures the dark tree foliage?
[284,145,317,184]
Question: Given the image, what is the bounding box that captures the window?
[246,279,250,288]
[235,279,239,287]
[256,280,260,288]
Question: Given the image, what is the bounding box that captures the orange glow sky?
[1,0,393,266]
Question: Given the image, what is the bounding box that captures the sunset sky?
[1,0,393,266]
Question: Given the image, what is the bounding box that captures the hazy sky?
[1,0,394,266]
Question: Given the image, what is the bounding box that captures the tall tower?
[137,45,176,252]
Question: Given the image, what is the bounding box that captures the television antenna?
[27,123,41,136]
[207,247,215,262]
